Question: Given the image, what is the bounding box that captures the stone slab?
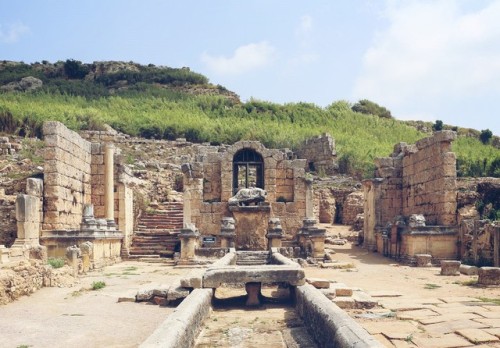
[412,333,474,348]
[424,319,487,335]
[319,262,354,269]
[368,290,403,298]
[397,308,440,321]
[352,291,377,309]
[372,334,394,347]
[330,282,353,297]
[332,297,355,309]
[456,328,500,343]
[203,265,305,288]
[378,299,433,312]
[459,264,478,275]
[419,312,480,325]
[305,277,330,289]
[473,318,500,327]
[475,310,500,319]
[439,296,483,303]
[361,321,418,339]
[485,328,500,338]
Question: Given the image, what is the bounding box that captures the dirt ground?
[0,224,499,348]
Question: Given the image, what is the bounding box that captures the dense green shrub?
[351,99,392,119]
[480,129,493,144]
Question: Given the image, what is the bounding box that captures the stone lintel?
[203,265,305,288]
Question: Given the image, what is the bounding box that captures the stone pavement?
[351,292,500,347]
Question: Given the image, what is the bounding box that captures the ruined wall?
[402,131,457,225]
[342,191,364,225]
[0,193,16,247]
[43,122,92,230]
[371,131,457,228]
[296,133,337,175]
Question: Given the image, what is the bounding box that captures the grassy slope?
[1,61,499,178]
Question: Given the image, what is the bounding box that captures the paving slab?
[432,304,485,314]
[419,312,480,325]
[391,339,418,348]
[373,333,394,348]
[482,305,500,312]
[475,310,500,319]
[456,328,500,344]
[412,333,475,348]
[396,308,440,321]
[361,320,419,338]
[378,299,433,311]
[484,328,500,338]
[472,318,500,327]
[369,290,403,297]
[352,290,377,309]
[424,319,488,335]
[439,296,483,303]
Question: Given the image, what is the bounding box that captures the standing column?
[104,143,116,228]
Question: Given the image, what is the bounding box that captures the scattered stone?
[478,267,500,285]
[332,296,355,309]
[306,277,330,289]
[136,289,154,302]
[352,291,377,309]
[459,264,478,276]
[319,288,336,300]
[180,276,202,289]
[319,262,354,269]
[167,286,189,301]
[440,260,461,276]
[415,254,432,267]
[330,282,353,297]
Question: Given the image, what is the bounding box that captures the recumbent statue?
[228,187,267,206]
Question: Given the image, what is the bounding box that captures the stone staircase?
[235,251,270,266]
[128,202,183,261]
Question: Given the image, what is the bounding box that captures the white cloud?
[201,41,276,75]
[353,0,500,110]
[299,15,313,34]
[0,22,30,43]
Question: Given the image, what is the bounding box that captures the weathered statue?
[228,187,267,206]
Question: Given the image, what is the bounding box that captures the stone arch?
[232,148,264,194]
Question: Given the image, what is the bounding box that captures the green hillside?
[1,60,499,178]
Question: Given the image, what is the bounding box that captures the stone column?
[309,230,326,258]
[493,223,500,267]
[305,178,314,218]
[104,143,116,228]
[362,180,377,251]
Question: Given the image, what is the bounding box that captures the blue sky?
[1,0,499,136]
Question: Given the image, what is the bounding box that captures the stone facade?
[296,133,337,175]
[363,131,459,261]
[43,121,92,230]
[183,141,309,250]
[0,192,16,247]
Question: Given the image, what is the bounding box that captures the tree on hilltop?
[351,99,392,119]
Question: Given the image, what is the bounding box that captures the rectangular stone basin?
[202,250,305,288]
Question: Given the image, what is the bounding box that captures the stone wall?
[184,141,308,247]
[0,192,16,247]
[370,131,457,228]
[402,131,457,225]
[43,122,92,230]
[296,133,337,175]
[342,191,364,225]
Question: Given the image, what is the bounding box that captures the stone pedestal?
[267,218,283,249]
[441,260,461,275]
[415,254,432,267]
[245,282,262,306]
[66,245,80,274]
[13,194,40,248]
[478,267,500,285]
[299,218,326,258]
[220,217,235,249]
[179,225,200,261]
[229,205,271,250]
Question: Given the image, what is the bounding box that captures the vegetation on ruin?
[47,258,65,268]
[1,60,500,178]
[91,281,106,290]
